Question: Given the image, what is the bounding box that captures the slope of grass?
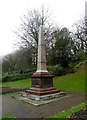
[54,68,86,92]
[48,101,86,119]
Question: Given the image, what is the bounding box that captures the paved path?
[2,92,87,118]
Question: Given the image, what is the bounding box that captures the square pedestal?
[26,72,59,96]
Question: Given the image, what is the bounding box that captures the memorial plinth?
[26,73,60,96]
[26,25,59,96]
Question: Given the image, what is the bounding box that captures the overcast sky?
[0,0,86,56]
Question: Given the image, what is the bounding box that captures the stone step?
[26,89,59,95]
[28,87,57,92]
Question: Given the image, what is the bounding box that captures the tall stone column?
[26,25,59,96]
[36,25,48,73]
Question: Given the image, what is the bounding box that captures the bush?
[2,67,36,83]
[2,72,33,83]
[49,65,66,76]
[48,65,75,76]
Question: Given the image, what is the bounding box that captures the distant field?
[2,65,86,92]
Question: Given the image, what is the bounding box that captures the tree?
[15,6,55,65]
[2,54,15,72]
[2,48,33,73]
[50,27,74,68]
[72,18,87,61]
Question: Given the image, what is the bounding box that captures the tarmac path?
[1,92,87,118]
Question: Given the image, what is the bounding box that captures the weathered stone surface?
[13,91,67,106]
[26,87,60,96]
[36,25,48,73]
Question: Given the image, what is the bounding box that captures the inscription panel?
[32,80,40,86]
[42,79,52,85]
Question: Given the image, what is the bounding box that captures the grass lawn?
[1,114,16,120]
[48,101,86,119]
[54,69,86,92]
[2,79,31,88]
[3,65,86,92]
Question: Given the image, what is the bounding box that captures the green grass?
[2,79,31,88]
[54,68,86,92]
[48,101,86,119]
[1,114,16,120]
[3,65,86,92]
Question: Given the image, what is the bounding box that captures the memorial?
[14,25,66,106]
[26,25,59,96]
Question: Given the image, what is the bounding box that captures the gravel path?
[2,92,87,118]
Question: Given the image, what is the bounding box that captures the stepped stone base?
[13,91,66,106]
[25,91,66,101]
[26,87,60,96]
[13,71,67,106]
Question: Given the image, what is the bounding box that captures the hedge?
[2,72,33,83]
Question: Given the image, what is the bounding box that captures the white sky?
[0,0,86,56]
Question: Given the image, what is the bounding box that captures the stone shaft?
[26,25,59,96]
[36,25,48,73]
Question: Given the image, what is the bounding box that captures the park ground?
[1,64,87,119]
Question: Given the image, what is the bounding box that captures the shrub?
[48,65,75,76]
[2,72,33,83]
[50,65,66,76]
[2,67,36,83]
